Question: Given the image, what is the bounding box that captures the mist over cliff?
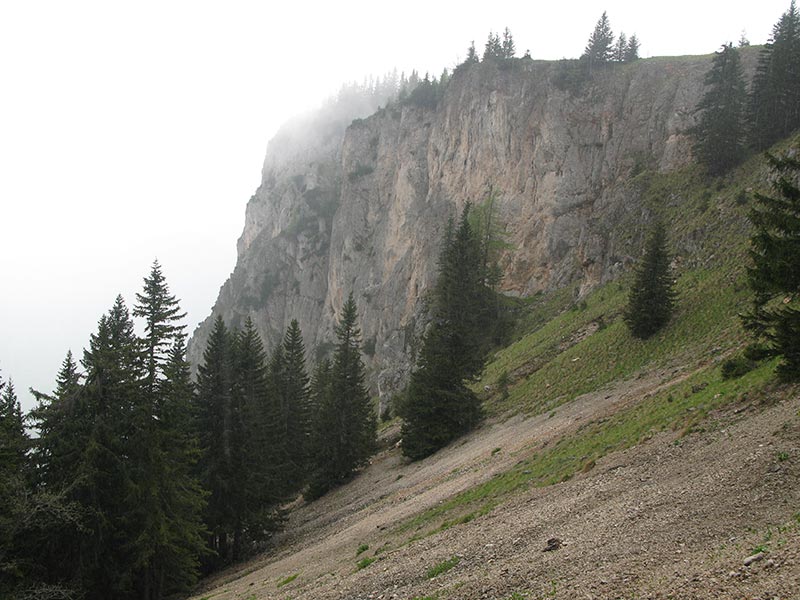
[187,50,757,401]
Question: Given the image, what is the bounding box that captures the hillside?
[193,383,798,599]
[189,136,800,598]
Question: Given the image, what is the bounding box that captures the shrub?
[721,354,757,379]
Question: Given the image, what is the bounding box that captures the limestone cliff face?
[188,52,754,400]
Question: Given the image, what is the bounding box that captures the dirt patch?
[192,371,799,600]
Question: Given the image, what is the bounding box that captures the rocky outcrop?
[188,51,757,402]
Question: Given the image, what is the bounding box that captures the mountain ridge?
[187,48,759,403]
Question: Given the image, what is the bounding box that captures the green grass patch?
[356,556,376,570]
[480,265,751,418]
[276,573,299,588]
[355,543,369,556]
[426,555,460,578]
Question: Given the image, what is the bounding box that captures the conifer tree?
[307,295,376,498]
[126,265,206,599]
[624,34,641,61]
[692,43,748,175]
[280,319,311,475]
[624,223,677,339]
[483,31,503,61]
[144,337,208,596]
[465,40,479,64]
[583,12,615,70]
[0,374,31,596]
[739,30,751,47]
[134,259,186,391]
[748,1,800,150]
[27,352,90,593]
[399,205,489,460]
[614,32,628,62]
[30,351,84,489]
[743,150,800,380]
[501,27,516,59]
[231,317,279,537]
[0,378,26,478]
[307,357,332,479]
[195,315,243,564]
[77,296,145,598]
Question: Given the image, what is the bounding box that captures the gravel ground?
[192,372,800,600]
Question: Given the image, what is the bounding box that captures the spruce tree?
[0,374,31,596]
[27,352,89,594]
[280,319,311,475]
[231,317,280,539]
[614,32,628,62]
[583,12,615,70]
[307,294,376,498]
[78,296,145,598]
[195,315,243,565]
[465,40,479,64]
[483,31,503,61]
[134,259,187,391]
[748,1,800,150]
[692,43,748,175]
[743,150,800,380]
[624,34,641,62]
[399,206,488,460]
[144,337,208,597]
[501,27,516,59]
[624,223,677,339]
[30,351,83,488]
[0,377,26,479]
[126,265,206,599]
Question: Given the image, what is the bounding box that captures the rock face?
[188,52,754,403]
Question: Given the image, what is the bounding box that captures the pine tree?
[748,1,800,150]
[583,12,615,70]
[692,43,748,175]
[307,294,376,498]
[624,223,677,339]
[743,150,800,380]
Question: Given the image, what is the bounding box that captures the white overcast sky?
[0,0,790,411]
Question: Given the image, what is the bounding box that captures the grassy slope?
[394,134,800,542]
